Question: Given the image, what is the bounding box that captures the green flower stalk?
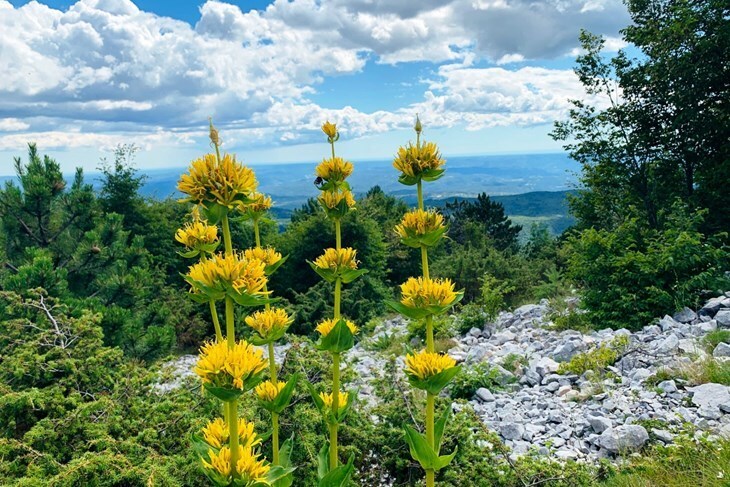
[306,121,362,485]
[177,120,293,486]
[388,117,463,487]
[242,190,297,468]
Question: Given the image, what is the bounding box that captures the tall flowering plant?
[176,120,294,486]
[387,117,463,487]
[306,121,366,485]
[242,190,299,470]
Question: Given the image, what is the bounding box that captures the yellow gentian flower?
[201,417,261,449]
[394,209,445,238]
[405,350,457,380]
[313,248,358,272]
[322,121,337,139]
[255,380,286,402]
[400,276,458,309]
[244,308,292,339]
[318,189,356,210]
[315,318,358,337]
[243,247,282,268]
[319,391,349,412]
[316,157,353,182]
[186,252,268,298]
[178,153,257,208]
[194,340,267,391]
[393,141,445,179]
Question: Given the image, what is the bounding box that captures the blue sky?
[0,0,631,175]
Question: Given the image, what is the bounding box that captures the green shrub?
[566,205,730,330]
[449,362,506,399]
[480,274,514,321]
[456,302,488,335]
[558,336,629,376]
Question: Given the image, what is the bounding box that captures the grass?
[704,329,730,352]
[558,335,629,376]
[599,436,730,487]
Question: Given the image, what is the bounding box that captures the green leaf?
[398,174,420,186]
[177,249,201,259]
[265,254,288,276]
[316,319,355,353]
[306,381,327,417]
[308,260,337,283]
[403,425,437,470]
[265,465,296,486]
[203,202,228,225]
[317,444,330,479]
[318,455,354,487]
[335,388,357,423]
[279,435,295,469]
[434,404,451,452]
[422,168,445,182]
[385,299,430,320]
[340,268,368,284]
[260,373,300,414]
[203,384,243,402]
[434,447,458,471]
[408,365,461,395]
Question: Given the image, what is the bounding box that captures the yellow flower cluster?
[245,192,273,214]
[201,417,260,449]
[175,219,219,249]
[244,308,292,338]
[202,445,270,482]
[315,318,359,337]
[194,340,267,390]
[186,252,268,297]
[322,121,338,139]
[319,391,349,411]
[316,157,354,183]
[405,350,457,380]
[178,153,257,207]
[392,141,445,178]
[394,209,445,238]
[313,248,358,272]
[318,188,356,210]
[255,380,286,402]
[243,247,282,268]
[400,277,458,309]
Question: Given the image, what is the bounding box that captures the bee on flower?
[316,157,354,183]
[315,318,359,337]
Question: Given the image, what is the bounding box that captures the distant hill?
[1,153,578,234]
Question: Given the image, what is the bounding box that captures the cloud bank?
[0,0,628,151]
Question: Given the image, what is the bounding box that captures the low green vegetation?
[558,336,630,376]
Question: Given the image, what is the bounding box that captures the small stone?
[596,425,649,454]
[500,422,525,441]
[657,380,677,394]
[475,387,495,403]
[655,334,679,354]
[587,415,612,433]
[698,406,722,420]
[659,315,680,331]
[557,385,572,397]
[687,383,730,409]
[468,327,482,338]
[545,382,560,392]
[716,310,730,328]
[555,449,579,460]
[632,368,653,383]
[553,342,578,362]
[651,429,674,443]
[714,342,730,358]
[673,307,697,324]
